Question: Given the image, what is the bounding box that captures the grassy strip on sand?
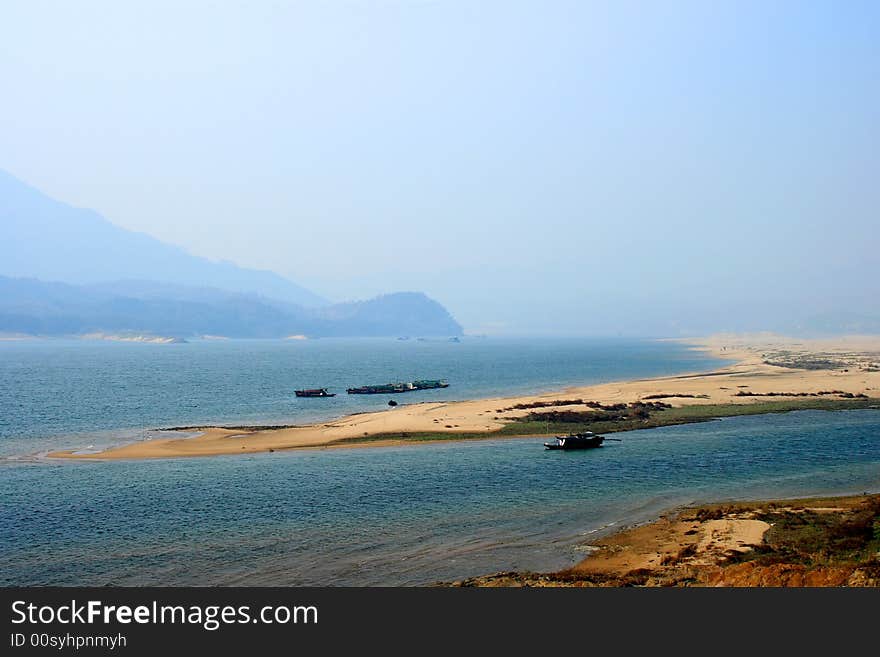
[335,397,878,446]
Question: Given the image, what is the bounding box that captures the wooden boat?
[295,388,335,398]
[544,432,605,450]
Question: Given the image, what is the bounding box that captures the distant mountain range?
[0,277,462,338]
[0,170,462,338]
[0,168,325,307]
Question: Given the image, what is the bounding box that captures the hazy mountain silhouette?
[0,276,463,338]
[0,170,463,337]
[0,169,326,307]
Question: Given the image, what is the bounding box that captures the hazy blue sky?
[1,1,877,334]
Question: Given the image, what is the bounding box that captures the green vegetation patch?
[336,398,878,446]
[500,398,879,437]
[730,497,880,567]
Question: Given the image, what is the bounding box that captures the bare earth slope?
[452,494,880,587]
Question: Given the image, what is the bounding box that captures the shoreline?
[452,492,880,587]
[47,333,880,460]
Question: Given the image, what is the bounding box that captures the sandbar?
[48,333,880,460]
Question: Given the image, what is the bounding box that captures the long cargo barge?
[346,379,449,395]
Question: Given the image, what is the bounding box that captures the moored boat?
[295,388,336,398]
[347,380,448,394]
[544,432,605,450]
[346,383,411,395]
[411,379,449,390]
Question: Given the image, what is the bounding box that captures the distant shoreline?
[47,333,880,460]
[80,332,187,344]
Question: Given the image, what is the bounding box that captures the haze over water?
[2,2,877,335]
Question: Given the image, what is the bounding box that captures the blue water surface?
[2,409,878,585]
[0,337,726,456]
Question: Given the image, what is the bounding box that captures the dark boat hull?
[544,435,605,450]
[347,380,448,394]
[412,381,449,390]
[347,386,409,395]
[295,389,335,398]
